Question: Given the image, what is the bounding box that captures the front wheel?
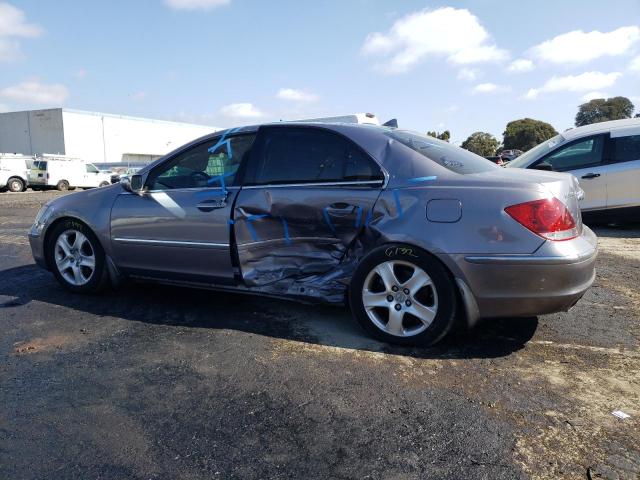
[7,177,25,193]
[46,219,108,293]
[56,180,70,191]
[99,181,110,188]
[349,244,457,346]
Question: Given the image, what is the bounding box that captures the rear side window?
[610,135,640,163]
[384,130,497,174]
[249,127,383,185]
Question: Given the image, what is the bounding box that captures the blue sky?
[1,0,639,143]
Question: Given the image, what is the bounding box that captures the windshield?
[506,134,565,168]
[384,130,498,174]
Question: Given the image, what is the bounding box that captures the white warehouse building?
[0,108,220,164]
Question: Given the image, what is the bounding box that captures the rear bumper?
[444,226,598,319]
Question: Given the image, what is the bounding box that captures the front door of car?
[110,133,255,283]
[603,131,640,210]
[233,126,385,287]
[535,134,607,211]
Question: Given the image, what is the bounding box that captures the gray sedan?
[28,123,597,346]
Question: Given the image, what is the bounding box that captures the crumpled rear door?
[233,184,381,288]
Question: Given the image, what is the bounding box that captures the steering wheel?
[190,171,210,186]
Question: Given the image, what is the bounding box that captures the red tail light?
[505,197,578,241]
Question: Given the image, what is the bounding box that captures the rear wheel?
[7,177,24,193]
[56,180,70,191]
[349,244,457,346]
[99,181,109,188]
[46,219,108,293]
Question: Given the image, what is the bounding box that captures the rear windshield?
[384,130,498,174]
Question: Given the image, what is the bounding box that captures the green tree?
[427,130,450,142]
[461,132,499,157]
[503,118,558,152]
[575,96,635,126]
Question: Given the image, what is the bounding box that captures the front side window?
[541,135,604,171]
[147,134,255,190]
[610,135,640,163]
[249,127,383,185]
[86,164,99,173]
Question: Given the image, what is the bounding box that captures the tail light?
[505,197,578,241]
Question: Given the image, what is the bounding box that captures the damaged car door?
[233,125,385,299]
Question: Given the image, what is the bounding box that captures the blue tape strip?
[322,207,336,232]
[408,175,437,183]
[393,189,403,219]
[280,216,291,245]
[354,206,363,228]
[364,208,373,227]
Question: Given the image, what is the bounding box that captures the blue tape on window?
[322,207,336,232]
[408,175,437,183]
[354,206,363,228]
[392,189,403,219]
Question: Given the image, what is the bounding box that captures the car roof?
[562,117,640,141]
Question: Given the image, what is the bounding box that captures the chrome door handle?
[197,199,227,212]
[581,173,600,179]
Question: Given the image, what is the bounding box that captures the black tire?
[7,177,24,193]
[45,218,109,293]
[349,244,457,346]
[56,180,70,191]
[99,181,109,188]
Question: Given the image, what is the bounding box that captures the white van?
[0,153,32,192]
[296,113,382,125]
[29,155,112,191]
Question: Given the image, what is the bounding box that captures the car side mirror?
[122,174,144,193]
[532,161,553,171]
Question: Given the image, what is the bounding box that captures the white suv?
[507,118,640,222]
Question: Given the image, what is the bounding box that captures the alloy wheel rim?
[362,260,438,337]
[54,229,96,286]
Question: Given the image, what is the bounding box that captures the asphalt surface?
[1,190,639,480]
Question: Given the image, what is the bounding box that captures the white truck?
[28,155,112,191]
[0,153,32,192]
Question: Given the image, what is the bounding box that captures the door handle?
[326,203,356,216]
[581,173,600,179]
[197,198,227,212]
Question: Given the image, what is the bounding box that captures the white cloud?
[0,3,42,61]
[276,88,319,102]
[525,71,622,100]
[531,26,640,64]
[0,3,42,37]
[219,102,265,119]
[581,91,607,102]
[165,0,229,10]
[445,105,459,113]
[0,80,69,105]
[362,7,507,73]
[507,58,534,73]
[630,55,640,74]
[472,82,510,94]
[457,67,479,81]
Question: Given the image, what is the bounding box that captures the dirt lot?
[1,190,638,479]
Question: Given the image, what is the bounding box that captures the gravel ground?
[0,190,638,480]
